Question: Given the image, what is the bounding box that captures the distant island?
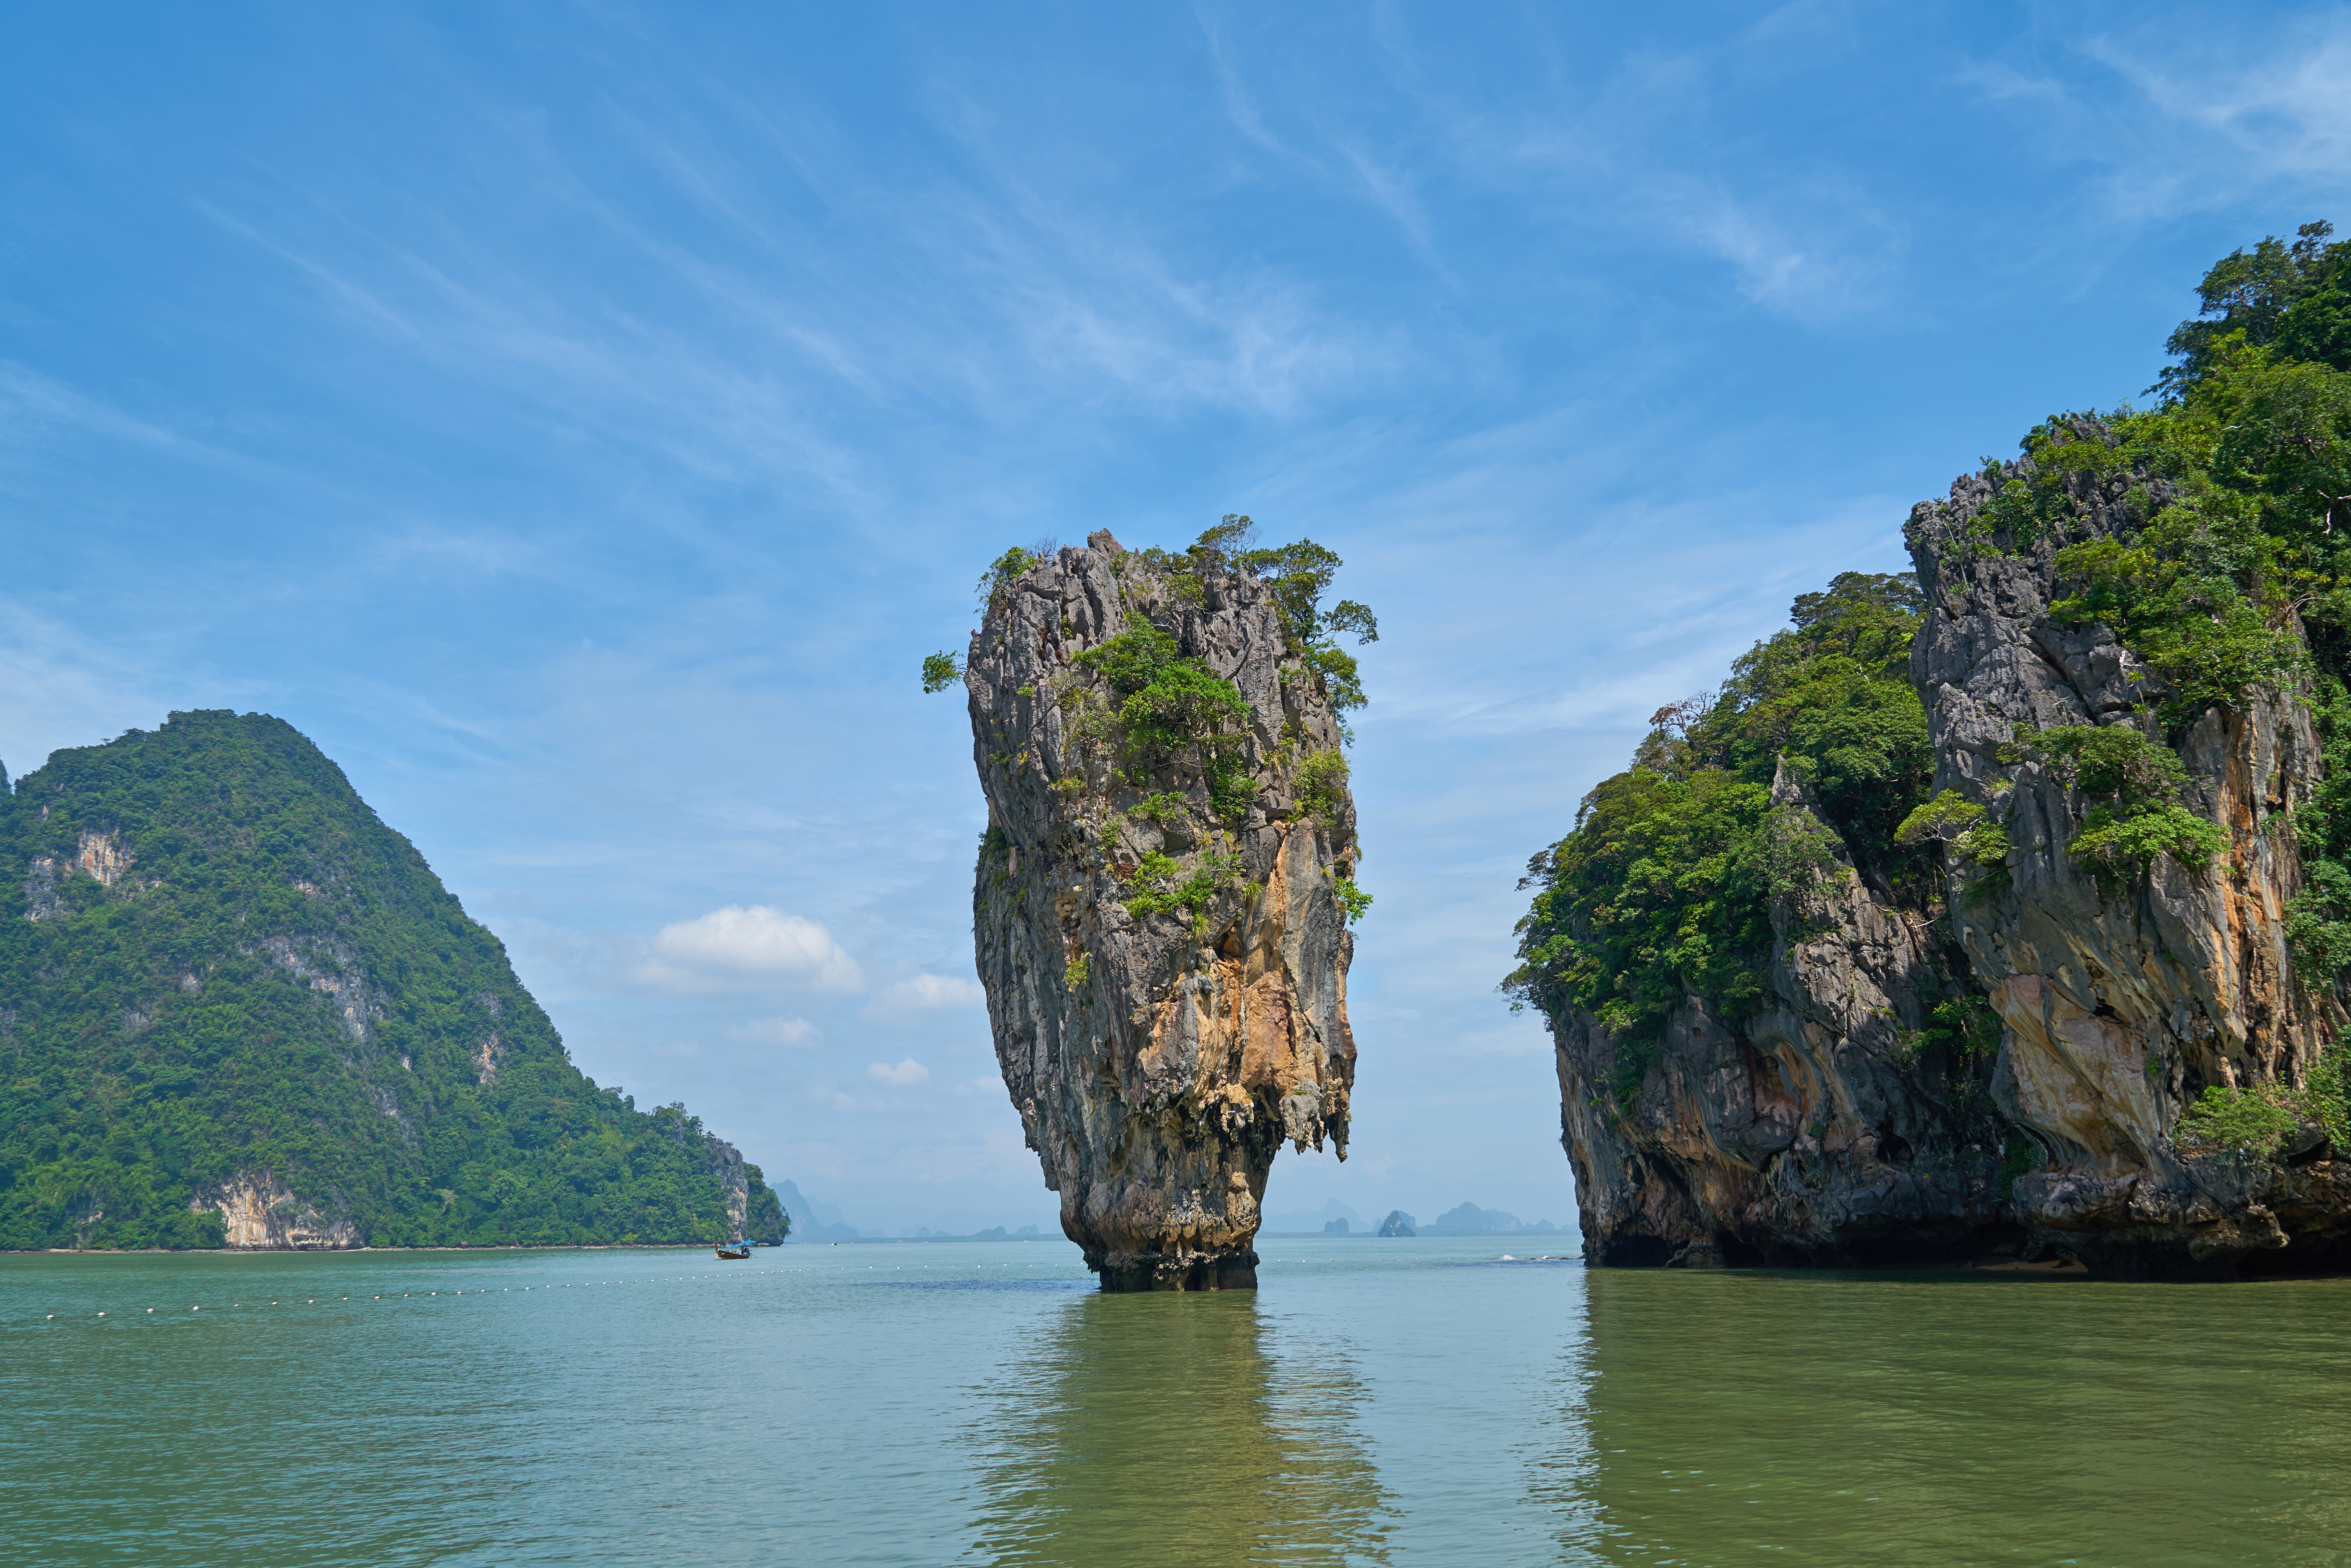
[1286,1202,1562,1237]
[0,710,788,1251]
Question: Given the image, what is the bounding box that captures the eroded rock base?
[1591,1223,2028,1271]
[1095,1249,1261,1292]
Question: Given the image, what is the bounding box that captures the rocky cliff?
[965,530,1363,1290]
[1529,429,2351,1278]
[1909,457,2350,1275]
[1545,753,2015,1270]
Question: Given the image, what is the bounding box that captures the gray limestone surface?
[1551,423,2351,1277]
[965,531,1361,1290]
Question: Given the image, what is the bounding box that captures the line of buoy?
[9,1261,1102,1324]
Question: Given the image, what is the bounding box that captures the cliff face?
[1909,466,2351,1275]
[1548,444,2351,1278]
[1553,760,2014,1268]
[967,532,1360,1290]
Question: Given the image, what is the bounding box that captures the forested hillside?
[0,710,788,1250]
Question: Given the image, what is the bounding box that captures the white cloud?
[868,1058,930,1087]
[726,1015,821,1047]
[643,905,862,992]
[871,973,988,1011]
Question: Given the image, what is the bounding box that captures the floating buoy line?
[16,1270,809,1324]
[10,1258,1109,1324]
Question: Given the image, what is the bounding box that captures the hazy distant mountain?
[773,1181,1057,1241]
[774,1180,863,1241]
[1425,1202,1561,1234]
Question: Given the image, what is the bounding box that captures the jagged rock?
[1908,444,2351,1277]
[1549,429,2351,1277]
[1375,1209,1415,1237]
[966,532,1360,1290]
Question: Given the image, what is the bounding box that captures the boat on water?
[715,1243,751,1260]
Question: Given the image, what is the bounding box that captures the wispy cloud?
[868,1058,930,1087]
[727,1015,822,1047]
[869,973,988,1012]
[2094,24,2351,184]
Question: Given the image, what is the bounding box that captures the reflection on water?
[1574,1268,2351,1567]
[13,1242,2351,1565]
[970,1293,1388,1566]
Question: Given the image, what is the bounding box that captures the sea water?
[4,1233,2348,1565]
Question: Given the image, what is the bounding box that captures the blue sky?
[5,2,2349,1233]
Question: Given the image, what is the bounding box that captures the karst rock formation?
[1548,429,2351,1278]
[964,531,1361,1290]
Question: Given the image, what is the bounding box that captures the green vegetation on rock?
[1501,573,1937,1052]
[944,517,1378,920]
[2175,1043,2350,1158]
[1952,219,2351,986]
[2025,725,2228,890]
[1511,220,2351,1151]
[0,711,788,1251]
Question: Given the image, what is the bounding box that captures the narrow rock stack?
[964,531,1361,1290]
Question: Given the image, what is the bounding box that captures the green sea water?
[5,1233,2348,1565]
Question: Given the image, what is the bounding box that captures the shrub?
[1754,804,1846,898]
[978,546,1039,610]
[1074,628,1249,768]
[2175,1044,2349,1157]
[2284,858,2351,981]
[1894,790,1984,845]
[1207,765,1259,821]
[1294,749,1350,821]
[1503,571,1943,1066]
[921,652,964,694]
[2027,725,2227,889]
[1333,870,1372,925]
[1120,850,1238,920]
[1126,791,1188,826]
[2175,1085,2301,1156]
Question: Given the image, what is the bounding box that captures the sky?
[4,2,2350,1236]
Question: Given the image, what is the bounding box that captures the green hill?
[0,710,788,1251]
